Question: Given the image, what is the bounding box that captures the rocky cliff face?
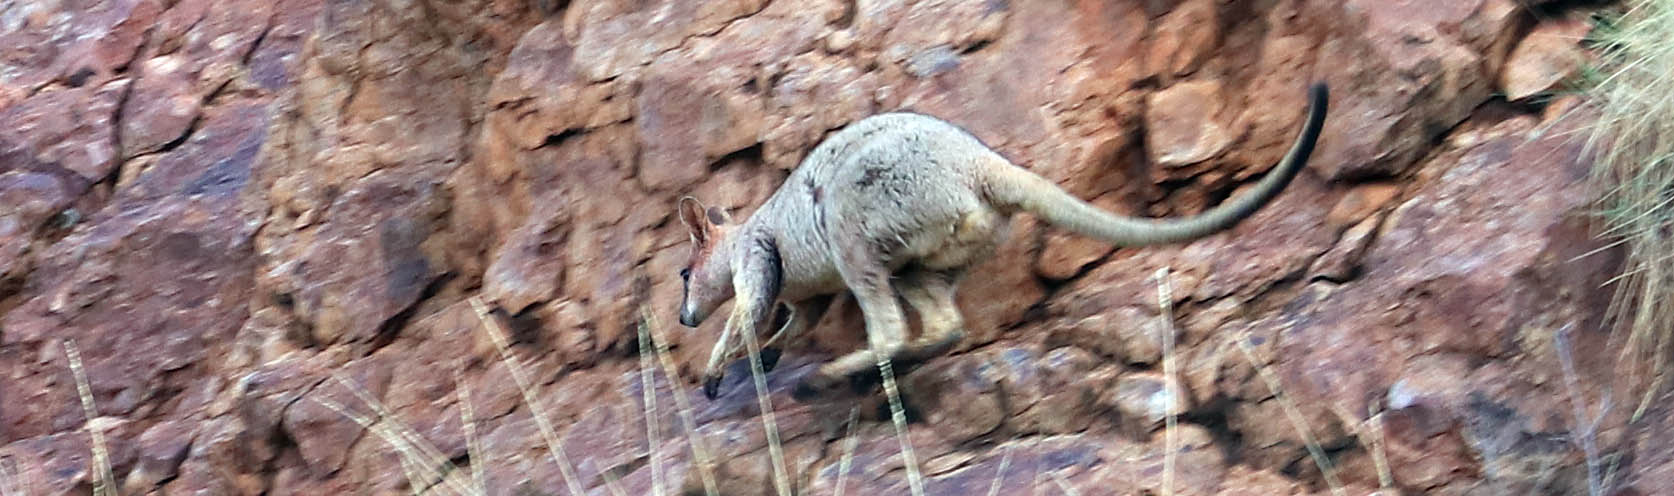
[0,0,1661,495]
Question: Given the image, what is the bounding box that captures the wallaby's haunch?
[677,83,1329,400]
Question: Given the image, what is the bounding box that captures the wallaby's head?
[676,196,736,327]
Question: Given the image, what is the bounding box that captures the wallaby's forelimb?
[704,295,832,395]
[701,238,783,400]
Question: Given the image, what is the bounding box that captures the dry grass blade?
[1555,324,1614,496]
[642,309,719,496]
[454,363,488,495]
[1048,471,1080,496]
[734,309,792,496]
[0,461,14,496]
[1233,333,1346,496]
[635,316,668,496]
[1582,0,1674,416]
[0,456,29,496]
[1153,268,1177,496]
[834,407,861,496]
[468,297,587,496]
[327,373,480,496]
[1366,402,1394,490]
[874,356,925,496]
[311,395,459,496]
[983,441,1014,496]
[62,340,117,496]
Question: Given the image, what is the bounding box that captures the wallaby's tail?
[987,82,1328,246]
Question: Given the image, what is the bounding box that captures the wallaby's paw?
[702,374,724,400]
[759,347,782,372]
[792,371,844,402]
[846,368,883,394]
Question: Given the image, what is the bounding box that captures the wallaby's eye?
[679,268,691,281]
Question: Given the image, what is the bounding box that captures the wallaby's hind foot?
[791,350,943,401]
[896,268,968,362]
[793,269,968,402]
[792,370,847,401]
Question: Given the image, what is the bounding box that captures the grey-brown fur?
[678,83,1329,400]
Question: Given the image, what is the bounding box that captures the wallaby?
[677,82,1329,400]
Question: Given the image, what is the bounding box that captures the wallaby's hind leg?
[830,268,966,395]
[897,269,967,365]
[794,234,908,399]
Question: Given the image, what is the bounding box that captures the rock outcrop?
[1,0,1664,495]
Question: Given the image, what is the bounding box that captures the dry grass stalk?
[62,340,117,496]
[1366,402,1395,490]
[1555,324,1615,496]
[0,454,34,496]
[454,363,488,495]
[1048,470,1080,496]
[874,355,925,496]
[327,373,480,496]
[1582,0,1674,420]
[1233,333,1346,496]
[983,442,1015,496]
[641,309,720,496]
[733,307,793,496]
[1153,267,1178,496]
[833,407,861,496]
[311,393,472,496]
[468,297,587,496]
[635,316,668,496]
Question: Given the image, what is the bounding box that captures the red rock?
[1308,214,1382,282]
[568,0,772,81]
[1035,191,1124,281]
[1046,305,1173,366]
[0,0,160,94]
[1499,14,1593,101]
[122,420,193,493]
[1107,371,1193,432]
[0,428,139,496]
[1307,0,1508,179]
[1146,79,1237,167]
[1148,0,1219,79]
[634,70,765,191]
[119,0,273,157]
[903,353,1006,444]
[1,102,269,442]
[0,171,73,280]
[0,80,127,181]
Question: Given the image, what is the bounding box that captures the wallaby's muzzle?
[679,306,700,327]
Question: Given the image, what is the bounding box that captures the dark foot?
[703,374,724,400]
[793,371,844,402]
[759,346,782,373]
[839,355,931,394]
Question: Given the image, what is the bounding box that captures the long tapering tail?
[988,82,1329,246]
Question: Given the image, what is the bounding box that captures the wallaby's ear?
[678,196,709,244]
[706,206,731,225]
